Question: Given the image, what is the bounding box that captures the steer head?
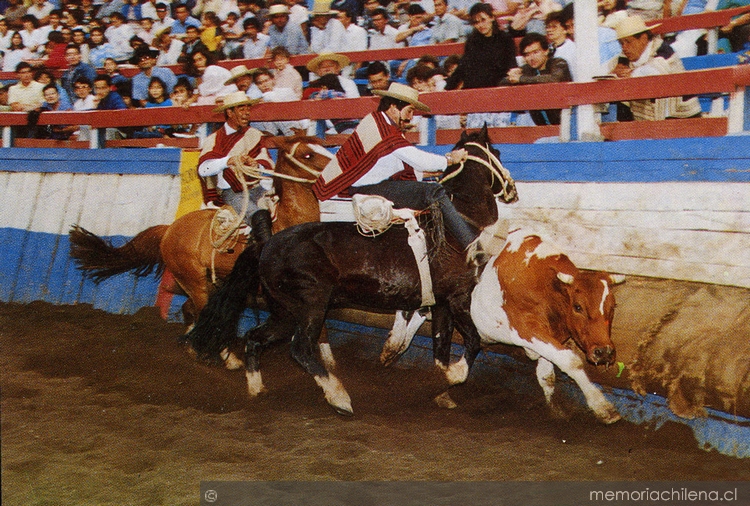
[554,270,626,367]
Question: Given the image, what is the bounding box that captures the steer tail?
[185,241,262,364]
[69,225,168,282]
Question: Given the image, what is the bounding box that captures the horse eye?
[574,304,583,313]
[303,153,312,159]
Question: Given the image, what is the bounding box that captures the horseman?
[312,82,479,252]
[198,91,275,244]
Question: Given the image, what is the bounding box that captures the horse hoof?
[221,348,244,370]
[598,409,621,425]
[331,404,354,417]
[434,391,458,409]
[380,347,403,367]
[245,370,266,397]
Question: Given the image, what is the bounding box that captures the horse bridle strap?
[439,142,514,200]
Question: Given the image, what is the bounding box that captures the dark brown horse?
[186,126,518,414]
[69,136,331,335]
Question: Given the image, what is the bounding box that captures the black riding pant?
[350,180,477,249]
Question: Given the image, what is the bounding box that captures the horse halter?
[439,141,517,203]
[280,141,329,184]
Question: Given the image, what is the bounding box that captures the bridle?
[439,141,517,202]
[232,141,326,184]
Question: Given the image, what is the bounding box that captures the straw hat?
[224,64,255,85]
[268,4,290,16]
[310,0,336,17]
[614,16,660,40]
[214,90,260,112]
[306,52,351,73]
[154,25,172,38]
[372,82,430,112]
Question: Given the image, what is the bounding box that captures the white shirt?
[338,75,360,98]
[243,32,269,59]
[310,18,346,54]
[342,23,368,52]
[368,25,403,50]
[351,113,447,187]
[553,38,576,80]
[157,38,184,66]
[105,23,136,61]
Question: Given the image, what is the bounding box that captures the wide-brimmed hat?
[129,44,159,64]
[214,90,259,112]
[615,16,660,40]
[224,64,255,85]
[306,52,350,73]
[268,4,290,16]
[373,82,430,112]
[310,0,337,17]
[154,25,172,38]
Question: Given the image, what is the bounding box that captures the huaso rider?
[198,90,275,244]
[312,82,478,251]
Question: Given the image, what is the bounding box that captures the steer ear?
[557,272,574,285]
[609,274,626,285]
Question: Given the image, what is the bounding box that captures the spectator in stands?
[612,15,702,121]
[27,0,54,26]
[510,0,561,35]
[501,32,571,125]
[241,17,268,59]
[31,31,68,70]
[265,3,309,57]
[71,29,90,64]
[93,73,127,110]
[61,43,97,102]
[430,0,467,44]
[252,66,307,135]
[368,7,403,50]
[96,0,128,23]
[545,10,575,79]
[199,10,224,55]
[445,2,516,90]
[8,61,44,111]
[396,4,432,46]
[18,14,42,54]
[0,18,12,51]
[221,11,244,58]
[102,57,130,88]
[309,0,346,54]
[197,90,274,241]
[598,0,628,29]
[442,53,460,76]
[225,64,254,93]
[171,3,201,38]
[39,83,79,139]
[105,12,135,62]
[192,0,234,19]
[71,75,95,111]
[133,76,173,137]
[2,31,32,71]
[191,49,236,105]
[78,0,100,26]
[121,0,142,25]
[137,17,157,45]
[270,45,303,99]
[152,2,174,34]
[35,68,73,109]
[154,26,184,65]
[4,0,27,31]
[0,83,10,112]
[178,24,207,64]
[141,0,160,22]
[365,60,391,95]
[406,63,460,129]
[130,44,176,107]
[245,0,269,26]
[306,52,360,97]
[305,72,359,134]
[87,26,115,68]
[718,0,750,52]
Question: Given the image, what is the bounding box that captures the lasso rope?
[439,141,516,201]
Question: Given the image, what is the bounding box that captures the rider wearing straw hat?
[312,82,478,250]
[198,90,275,244]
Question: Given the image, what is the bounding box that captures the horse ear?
[480,122,489,140]
[460,129,469,143]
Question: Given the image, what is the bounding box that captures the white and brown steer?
[469,229,625,424]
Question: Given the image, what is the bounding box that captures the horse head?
[441,126,518,229]
[271,135,333,184]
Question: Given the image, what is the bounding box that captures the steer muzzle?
[588,345,616,366]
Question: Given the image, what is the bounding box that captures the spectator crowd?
[0,0,743,139]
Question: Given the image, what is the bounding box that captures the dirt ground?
[1,300,749,506]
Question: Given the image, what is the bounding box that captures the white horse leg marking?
[319,342,336,370]
[245,370,266,397]
[314,373,353,415]
[221,348,244,370]
[435,356,469,385]
[535,357,556,406]
[380,310,425,365]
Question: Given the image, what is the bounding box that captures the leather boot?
[250,209,273,245]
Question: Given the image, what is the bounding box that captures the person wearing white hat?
[264,3,310,57]
[197,90,275,244]
[309,0,347,54]
[611,16,701,121]
[306,52,360,97]
[312,82,478,250]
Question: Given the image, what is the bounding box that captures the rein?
[439,141,515,201]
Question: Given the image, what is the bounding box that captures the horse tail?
[69,224,168,283]
[185,241,262,364]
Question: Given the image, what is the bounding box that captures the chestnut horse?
[69,136,332,329]
[186,127,519,415]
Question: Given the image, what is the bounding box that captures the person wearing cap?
[152,2,175,35]
[312,82,478,250]
[306,52,359,97]
[264,3,309,57]
[611,16,701,121]
[197,90,275,243]
[309,0,346,54]
[129,44,176,107]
